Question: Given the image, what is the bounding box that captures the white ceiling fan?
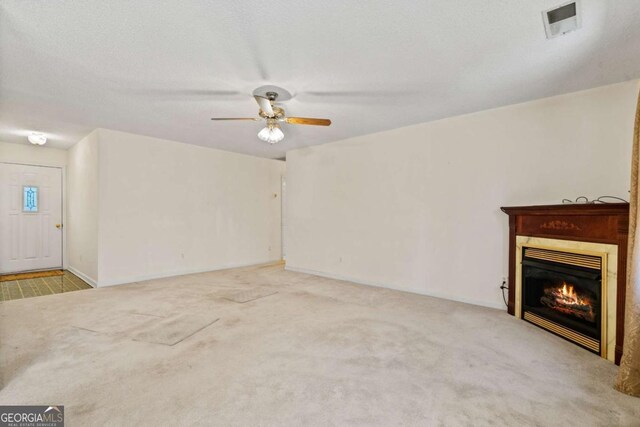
[211,88,331,144]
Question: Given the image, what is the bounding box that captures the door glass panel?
[23,186,38,212]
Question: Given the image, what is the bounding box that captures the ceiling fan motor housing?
[265,91,279,101]
[260,106,285,120]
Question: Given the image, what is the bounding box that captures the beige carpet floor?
[0,263,638,426]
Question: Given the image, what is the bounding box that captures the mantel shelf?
[501,203,629,216]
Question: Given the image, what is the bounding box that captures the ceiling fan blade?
[211,118,260,121]
[254,95,274,117]
[285,117,332,126]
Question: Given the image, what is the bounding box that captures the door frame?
[0,161,67,272]
[281,174,286,260]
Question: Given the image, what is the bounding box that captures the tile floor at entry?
[0,271,92,302]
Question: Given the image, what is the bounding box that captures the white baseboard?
[66,266,98,288]
[284,265,506,311]
[97,259,283,287]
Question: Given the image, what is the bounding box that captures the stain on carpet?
[72,311,218,346]
[223,287,278,303]
[72,312,157,335]
[130,314,219,346]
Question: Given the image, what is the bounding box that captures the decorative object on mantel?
[615,89,640,398]
[561,196,629,204]
[501,203,629,365]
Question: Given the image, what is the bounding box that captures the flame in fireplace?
[555,281,591,306]
[540,281,596,323]
[560,283,581,304]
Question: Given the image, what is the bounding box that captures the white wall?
[0,141,67,168]
[285,80,639,309]
[6,129,284,286]
[67,131,99,285]
[96,129,284,286]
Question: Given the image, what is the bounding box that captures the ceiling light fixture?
[257,123,284,144]
[28,132,47,145]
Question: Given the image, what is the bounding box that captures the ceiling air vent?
[543,1,581,39]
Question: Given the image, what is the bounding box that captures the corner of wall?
[66,266,98,288]
[67,129,100,285]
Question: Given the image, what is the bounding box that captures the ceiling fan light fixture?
[257,124,284,144]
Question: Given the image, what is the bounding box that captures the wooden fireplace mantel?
[501,203,629,363]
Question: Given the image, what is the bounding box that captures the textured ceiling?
[1,1,640,158]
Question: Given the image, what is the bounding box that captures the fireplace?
[501,203,628,363]
[521,247,604,354]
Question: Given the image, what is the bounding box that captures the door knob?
[55,224,62,229]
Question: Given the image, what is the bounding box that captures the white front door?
[0,163,63,273]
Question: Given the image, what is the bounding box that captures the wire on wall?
[561,196,628,204]
[500,279,508,307]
